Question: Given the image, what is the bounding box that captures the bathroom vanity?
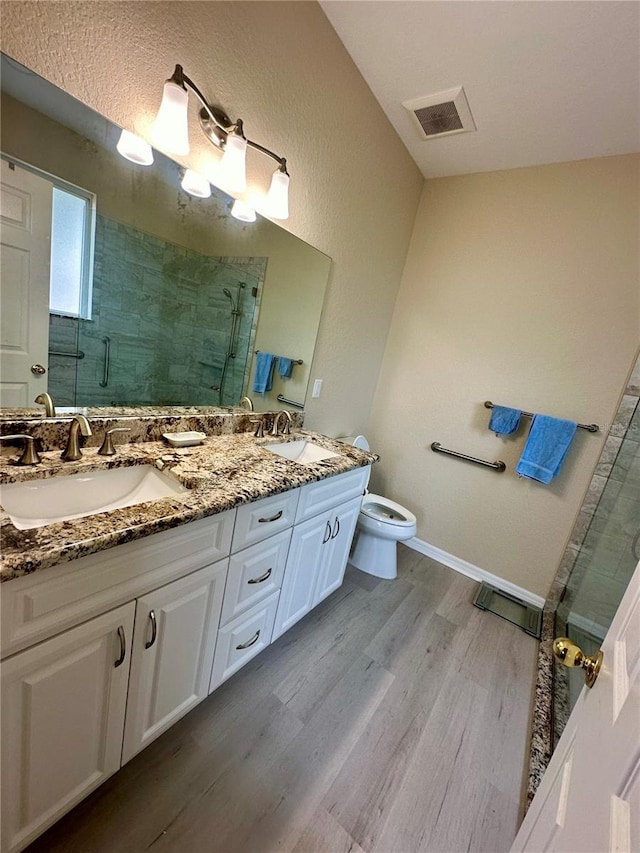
[0,421,375,853]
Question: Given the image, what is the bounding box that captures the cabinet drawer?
[209,591,279,692]
[295,466,370,523]
[221,529,291,626]
[231,490,299,552]
[1,510,235,660]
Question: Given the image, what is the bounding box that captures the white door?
[313,495,362,605]
[512,559,640,853]
[121,561,227,764]
[272,512,329,640]
[0,159,52,406]
[1,602,135,853]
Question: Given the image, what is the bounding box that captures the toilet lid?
[361,493,416,526]
[352,435,369,451]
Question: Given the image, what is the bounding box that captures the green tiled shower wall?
[49,215,266,407]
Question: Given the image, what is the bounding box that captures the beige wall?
[1,0,423,432]
[369,154,640,599]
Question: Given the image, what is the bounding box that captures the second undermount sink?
[0,465,188,530]
[264,439,339,465]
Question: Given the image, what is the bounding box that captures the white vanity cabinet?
[0,511,235,853]
[0,463,371,853]
[1,603,136,853]
[121,560,228,763]
[272,467,369,640]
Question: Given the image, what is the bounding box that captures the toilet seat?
[360,494,416,527]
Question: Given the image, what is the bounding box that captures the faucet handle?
[98,428,131,456]
[250,418,265,438]
[0,434,41,466]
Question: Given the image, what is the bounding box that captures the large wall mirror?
[0,53,331,416]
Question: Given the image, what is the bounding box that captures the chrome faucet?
[271,410,292,437]
[34,393,56,418]
[61,415,92,461]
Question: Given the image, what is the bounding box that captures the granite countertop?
[0,430,377,582]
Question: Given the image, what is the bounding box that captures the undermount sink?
[264,439,339,465]
[0,465,188,530]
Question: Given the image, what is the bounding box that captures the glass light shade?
[181,169,211,198]
[116,129,154,165]
[264,169,289,220]
[230,199,257,222]
[151,80,190,155]
[219,134,247,193]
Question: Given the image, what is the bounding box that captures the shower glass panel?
[554,396,640,741]
[48,215,265,407]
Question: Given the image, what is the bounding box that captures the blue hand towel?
[516,415,577,484]
[277,357,293,379]
[253,352,275,394]
[489,405,521,436]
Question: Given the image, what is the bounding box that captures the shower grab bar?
[48,349,85,359]
[99,336,110,387]
[484,401,599,432]
[255,350,303,365]
[430,442,506,472]
[277,393,304,409]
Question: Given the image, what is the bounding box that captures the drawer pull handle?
[248,568,273,585]
[323,520,332,544]
[115,626,126,667]
[331,517,340,539]
[258,510,283,523]
[236,629,261,650]
[145,609,157,649]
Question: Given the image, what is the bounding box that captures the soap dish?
[162,431,206,447]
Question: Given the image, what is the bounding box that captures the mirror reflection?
[0,54,330,415]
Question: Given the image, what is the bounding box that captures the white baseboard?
[405,536,546,610]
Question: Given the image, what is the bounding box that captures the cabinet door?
[272,513,331,641]
[314,495,362,606]
[1,602,135,853]
[122,560,227,764]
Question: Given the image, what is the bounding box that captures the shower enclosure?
[47,215,266,408]
[552,352,640,742]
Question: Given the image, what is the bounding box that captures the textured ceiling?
[321,1,640,178]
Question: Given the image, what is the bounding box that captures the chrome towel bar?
[277,393,304,409]
[48,349,85,359]
[255,350,303,365]
[431,442,506,472]
[99,336,110,388]
[484,401,599,433]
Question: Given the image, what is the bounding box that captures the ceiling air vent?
[402,86,476,140]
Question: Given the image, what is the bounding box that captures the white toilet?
[341,435,417,580]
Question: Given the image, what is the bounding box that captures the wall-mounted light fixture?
[116,129,154,165]
[152,64,290,220]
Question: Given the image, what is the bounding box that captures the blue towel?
[516,415,577,484]
[489,405,521,436]
[253,352,275,394]
[277,357,293,379]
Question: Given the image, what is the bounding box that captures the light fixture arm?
[168,65,289,175]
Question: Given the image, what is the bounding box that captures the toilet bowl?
[339,436,417,580]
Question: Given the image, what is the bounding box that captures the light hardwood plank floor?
[27,545,538,853]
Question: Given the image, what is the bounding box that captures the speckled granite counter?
[0,430,377,582]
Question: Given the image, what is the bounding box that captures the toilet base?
[349,530,399,580]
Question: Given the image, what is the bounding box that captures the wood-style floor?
[27,545,538,853]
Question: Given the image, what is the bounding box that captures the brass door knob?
[553,637,603,688]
